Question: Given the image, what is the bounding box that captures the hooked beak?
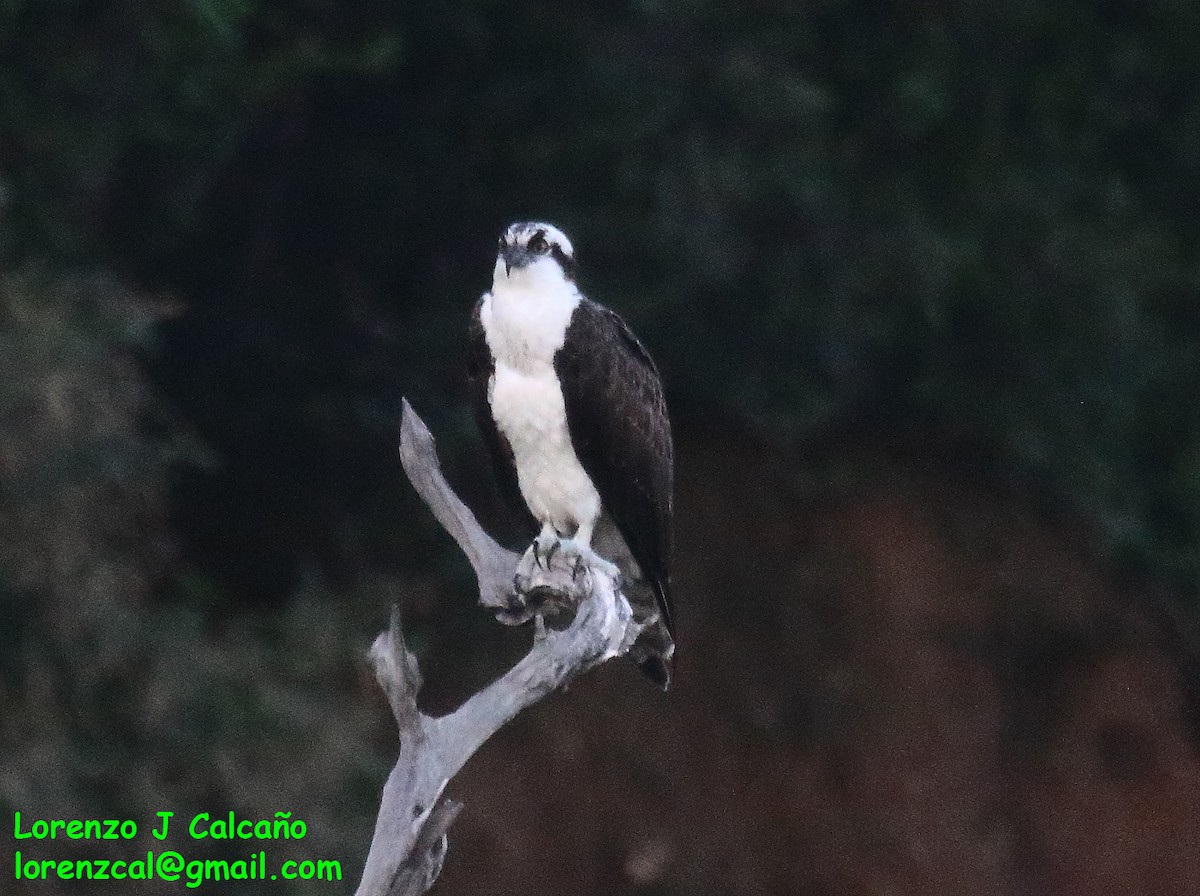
[500,244,534,276]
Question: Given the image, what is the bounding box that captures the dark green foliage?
[0,271,430,892]
[2,0,1198,596]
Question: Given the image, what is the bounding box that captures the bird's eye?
[528,231,549,254]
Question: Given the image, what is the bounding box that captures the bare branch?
[355,402,643,896]
[398,400,519,613]
[387,799,462,896]
[369,605,422,738]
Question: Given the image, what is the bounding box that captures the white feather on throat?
[481,255,602,542]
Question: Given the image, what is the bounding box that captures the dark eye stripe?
[551,244,577,280]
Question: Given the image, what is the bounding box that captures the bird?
[467,221,675,687]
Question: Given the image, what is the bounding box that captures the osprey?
[467,221,675,687]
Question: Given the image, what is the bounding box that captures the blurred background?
[3,1,1200,893]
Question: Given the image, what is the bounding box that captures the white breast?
[481,280,601,536]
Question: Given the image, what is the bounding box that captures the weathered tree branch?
[355,401,643,896]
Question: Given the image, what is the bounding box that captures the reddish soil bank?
[438,439,1200,895]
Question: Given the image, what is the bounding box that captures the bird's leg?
[514,523,572,610]
[511,522,592,622]
[515,524,554,596]
[532,523,560,570]
[555,521,622,587]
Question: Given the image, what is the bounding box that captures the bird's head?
[494,222,577,288]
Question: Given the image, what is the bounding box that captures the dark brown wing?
[554,298,674,636]
[468,296,534,528]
